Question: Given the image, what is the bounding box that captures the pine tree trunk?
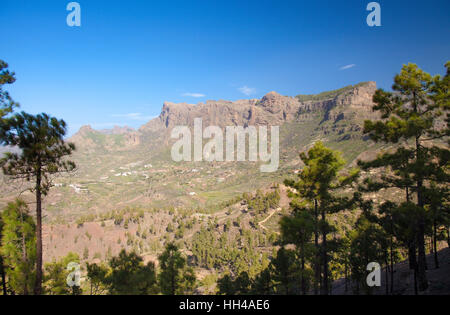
[285,273,289,295]
[34,167,43,295]
[344,262,348,293]
[384,254,389,295]
[22,226,28,295]
[171,270,175,295]
[448,225,450,248]
[411,92,428,291]
[408,241,416,270]
[414,268,418,295]
[313,199,319,295]
[415,130,428,291]
[300,246,306,295]
[355,278,360,295]
[416,181,428,291]
[390,237,394,294]
[416,226,428,291]
[433,220,439,269]
[20,209,29,296]
[321,209,328,295]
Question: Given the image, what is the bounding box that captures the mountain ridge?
[71,81,378,151]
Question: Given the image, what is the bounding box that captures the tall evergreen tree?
[0,60,19,295]
[271,247,298,295]
[285,141,359,295]
[280,210,314,295]
[0,113,76,295]
[251,268,273,295]
[0,200,36,295]
[361,62,450,291]
[376,201,402,294]
[86,262,109,295]
[158,242,196,295]
[0,60,19,121]
[358,148,418,274]
[106,250,158,295]
[217,273,236,295]
[424,183,449,269]
[43,252,81,295]
[349,214,387,295]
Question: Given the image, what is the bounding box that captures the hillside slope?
[332,248,450,295]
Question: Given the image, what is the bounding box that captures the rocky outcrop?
[324,81,378,123]
[141,99,260,131]
[140,81,378,133]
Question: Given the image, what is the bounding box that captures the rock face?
[72,81,379,150]
[143,99,260,131]
[140,81,378,132]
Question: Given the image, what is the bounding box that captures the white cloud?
[111,113,157,121]
[238,86,256,96]
[339,64,356,71]
[182,92,206,98]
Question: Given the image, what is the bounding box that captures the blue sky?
[1,0,449,135]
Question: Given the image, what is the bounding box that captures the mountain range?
[1,80,412,271]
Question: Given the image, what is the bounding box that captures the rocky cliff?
[72,81,378,150]
[140,81,377,131]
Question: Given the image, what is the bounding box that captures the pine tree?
[0,113,76,295]
[271,247,298,295]
[0,60,19,121]
[231,272,252,295]
[336,233,352,293]
[217,273,235,295]
[423,183,449,269]
[358,148,418,274]
[285,141,359,295]
[109,250,157,295]
[158,242,195,295]
[251,268,273,295]
[280,210,314,295]
[375,201,403,294]
[86,250,158,295]
[0,200,36,295]
[0,60,19,295]
[349,214,387,295]
[86,262,109,295]
[43,252,81,295]
[361,62,450,291]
